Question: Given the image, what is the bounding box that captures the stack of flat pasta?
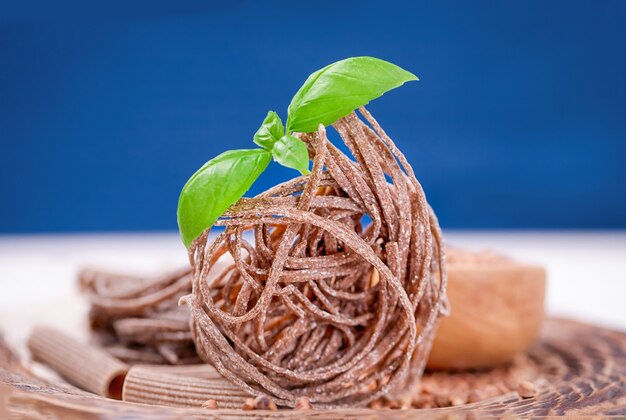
[78,266,199,365]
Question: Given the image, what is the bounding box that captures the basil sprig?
[177,56,417,248]
[253,111,310,174]
[253,111,283,149]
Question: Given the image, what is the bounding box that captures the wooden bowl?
[426,248,546,370]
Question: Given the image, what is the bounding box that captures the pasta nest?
[183,108,448,408]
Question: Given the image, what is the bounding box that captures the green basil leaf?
[272,134,310,175]
[177,148,271,248]
[286,56,418,133]
[253,111,284,149]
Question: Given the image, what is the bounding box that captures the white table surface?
[1,231,625,355]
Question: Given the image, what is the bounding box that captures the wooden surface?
[2,318,625,417]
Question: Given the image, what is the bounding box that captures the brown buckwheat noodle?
[181,108,449,408]
[79,266,199,365]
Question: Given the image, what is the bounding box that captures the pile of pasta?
[34,108,451,410]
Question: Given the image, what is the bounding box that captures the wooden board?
[1,318,625,417]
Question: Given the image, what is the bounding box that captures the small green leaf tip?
[272,134,310,174]
[253,111,285,150]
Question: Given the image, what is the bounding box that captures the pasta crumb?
[201,399,219,409]
[294,396,312,410]
[517,381,537,398]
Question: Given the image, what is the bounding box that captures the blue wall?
[1,0,625,233]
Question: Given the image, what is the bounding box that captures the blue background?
[1,0,625,233]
